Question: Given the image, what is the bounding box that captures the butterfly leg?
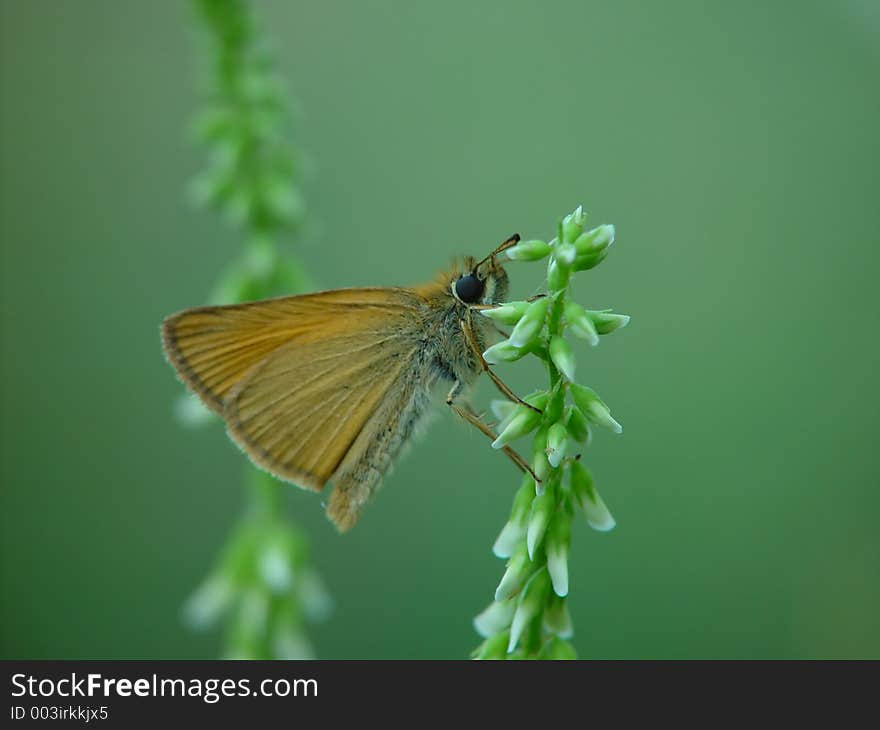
[459,315,541,413]
[490,324,511,340]
[446,381,540,483]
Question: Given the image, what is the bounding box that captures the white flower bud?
[482,340,529,364]
[508,297,549,348]
[564,300,599,345]
[549,335,576,381]
[526,491,555,559]
[543,595,574,639]
[505,239,551,261]
[589,310,631,334]
[508,570,551,652]
[545,422,569,468]
[570,384,623,434]
[545,515,571,596]
[491,393,547,449]
[473,598,516,638]
[571,461,616,532]
[479,300,530,325]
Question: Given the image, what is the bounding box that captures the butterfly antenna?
[473,234,520,273]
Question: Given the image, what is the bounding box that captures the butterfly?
[162,235,537,530]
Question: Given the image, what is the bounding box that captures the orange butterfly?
[162,235,537,531]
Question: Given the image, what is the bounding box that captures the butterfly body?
[162,252,511,531]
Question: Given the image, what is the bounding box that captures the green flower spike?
[472,206,630,660]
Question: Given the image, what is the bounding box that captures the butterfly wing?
[225,322,421,492]
[161,288,425,492]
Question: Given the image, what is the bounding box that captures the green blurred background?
[2,0,878,659]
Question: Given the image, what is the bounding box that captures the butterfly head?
[452,257,508,306]
[450,235,518,307]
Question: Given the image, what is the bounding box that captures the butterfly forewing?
[161,288,425,491]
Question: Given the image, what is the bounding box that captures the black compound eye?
[455,274,484,303]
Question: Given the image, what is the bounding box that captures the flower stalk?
[472,206,629,659]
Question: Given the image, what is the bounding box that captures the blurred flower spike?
[178,0,329,659]
[184,471,332,659]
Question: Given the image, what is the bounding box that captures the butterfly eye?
[455,274,484,304]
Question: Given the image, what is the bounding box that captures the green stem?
[247,466,281,519]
